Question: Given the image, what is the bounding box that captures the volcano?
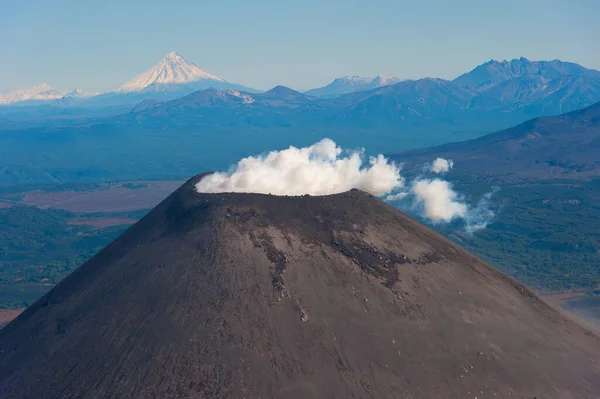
[1,174,599,398]
[116,52,255,94]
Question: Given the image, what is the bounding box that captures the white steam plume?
[195,138,404,196]
[195,139,495,233]
[428,157,454,174]
[386,156,496,232]
[412,179,467,223]
[409,178,496,233]
[463,190,497,233]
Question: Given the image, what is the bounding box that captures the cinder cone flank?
[1,173,599,398]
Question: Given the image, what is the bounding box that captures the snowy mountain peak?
[0,83,63,104]
[117,52,226,93]
[36,83,54,90]
[0,84,97,105]
[165,51,188,60]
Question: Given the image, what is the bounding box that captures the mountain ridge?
[3,57,599,111]
[305,74,404,97]
[453,57,600,92]
[389,100,600,180]
[0,83,96,105]
[115,57,600,130]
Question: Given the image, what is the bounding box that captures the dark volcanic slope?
[1,174,600,399]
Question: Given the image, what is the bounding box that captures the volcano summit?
[1,174,599,398]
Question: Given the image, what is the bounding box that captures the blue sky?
[1,0,598,92]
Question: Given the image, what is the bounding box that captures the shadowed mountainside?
[1,174,599,398]
[391,100,600,181]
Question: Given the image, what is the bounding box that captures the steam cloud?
[412,179,467,223]
[195,139,404,196]
[410,179,495,233]
[195,139,495,233]
[428,157,454,174]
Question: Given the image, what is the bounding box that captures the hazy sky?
[1,0,598,92]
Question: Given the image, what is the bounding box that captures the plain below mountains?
[1,176,599,398]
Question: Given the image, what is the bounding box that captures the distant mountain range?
[0,83,97,105]
[119,86,320,129]
[114,60,600,133]
[3,55,599,112]
[304,75,403,98]
[0,53,257,107]
[2,55,600,140]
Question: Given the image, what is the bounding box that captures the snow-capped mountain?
[0,83,96,105]
[116,52,254,94]
[305,74,403,98]
[0,83,64,104]
[78,52,258,107]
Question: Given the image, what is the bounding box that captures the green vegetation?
[440,179,600,292]
[0,205,130,308]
